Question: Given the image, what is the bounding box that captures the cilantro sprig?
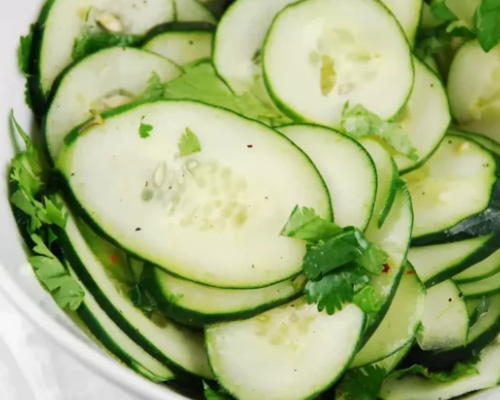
[179,127,202,156]
[390,358,480,382]
[281,206,388,314]
[474,0,500,52]
[9,112,84,311]
[336,365,386,400]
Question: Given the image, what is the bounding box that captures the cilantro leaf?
[474,0,500,52]
[18,25,34,75]
[280,205,342,242]
[44,197,69,229]
[336,365,386,400]
[140,72,165,102]
[179,127,202,156]
[305,266,370,314]
[341,104,418,161]
[353,285,384,313]
[356,242,388,275]
[203,382,233,400]
[430,0,457,21]
[30,234,84,310]
[139,117,153,138]
[72,31,139,62]
[163,61,290,126]
[390,359,480,383]
[10,111,43,177]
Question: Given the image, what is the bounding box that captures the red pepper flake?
[407,270,414,275]
[110,254,118,264]
[382,264,391,273]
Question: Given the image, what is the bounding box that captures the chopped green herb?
[139,117,153,138]
[140,72,165,102]
[18,25,34,75]
[44,197,69,229]
[72,31,139,62]
[353,285,384,313]
[30,234,84,310]
[336,365,386,400]
[474,0,500,52]
[179,127,202,156]
[305,266,370,314]
[341,104,418,161]
[280,205,342,242]
[356,242,388,275]
[430,0,457,21]
[390,358,480,383]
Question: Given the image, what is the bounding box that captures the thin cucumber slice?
[214,0,297,96]
[351,264,425,368]
[263,0,414,128]
[44,47,181,161]
[58,213,214,379]
[57,101,331,288]
[174,0,216,23]
[68,267,175,382]
[363,184,414,337]
[454,248,500,283]
[458,271,500,298]
[142,267,305,326]
[279,124,377,230]
[417,280,469,351]
[393,57,451,173]
[142,23,213,66]
[409,235,500,287]
[375,341,414,374]
[448,40,500,143]
[449,127,500,156]
[420,3,444,29]
[206,300,365,400]
[406,135,500,246]
[380,0,422,46]
[381,339,500,400]
[31,0,175,107]
[360,138,398,229]
[407,294,500,370]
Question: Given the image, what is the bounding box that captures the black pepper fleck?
[135,227,142,232]
[247,144,253,148]
[449,298,452,302]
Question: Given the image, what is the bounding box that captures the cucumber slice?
[407,294,500,370]
[174,0,216,23]
[44,47,181,161]
[364,184,414,336]
[279,124,377,230]
[375,341,414,374]
[206,300,365,400]
[31,0,176,107]
[417,280,469,351]
[213,0,297,96]
[68,267,175,382]
[381,339,500,400]
[454,248,500,283]
[58,213,214,379]
[409,235,500,287]
[143,23,213,66]
[458,271,500,298]
[263,0,414,128]
[449,128,500,156]
[351,264,425,368]
[360,138,398,229]
[406,135,500,246]
[380,0,422,45]
[393,57,451,173]
[448,40,500,142]
[57,101,331,288]
[142,267,305,326]
[420,3,444,30]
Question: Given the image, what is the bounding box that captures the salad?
[9,0,500,399]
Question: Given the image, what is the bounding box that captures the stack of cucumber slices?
[10,0,500,399]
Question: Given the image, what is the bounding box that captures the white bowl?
[0,2,499,400]
[0,2,187,399]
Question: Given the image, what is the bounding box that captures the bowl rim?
[0,259,188,400]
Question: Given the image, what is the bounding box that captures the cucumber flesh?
[36,0,176,98]
[393,57,451,173]
[448,40,500,143]
[143,267,305,326]
[206,300,365,400]
[351,264,425,368]
[263,0,414,128]
[380,0,422,45]
[143,30,213,66]
[454,247,500,283]
[175,0,216,23]
[57,101,331,288]
[68,267,175,382]
[405,135,499,245]
[279,124,377,230]
[45,47,181,161]
[380,339,500,400]
[458,270,500,299]
[417,280,469,351]
[375,341,414,374]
